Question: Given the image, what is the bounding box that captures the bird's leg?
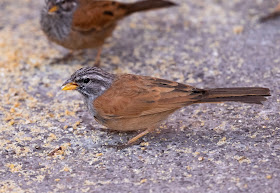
[80,48,102,66]
[260,3,280,22]
[94,47,103,67]
[50,50,84,65]
[104,127,156,150]
[127,127,155,145]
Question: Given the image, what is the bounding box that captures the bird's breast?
[40,13,72,43]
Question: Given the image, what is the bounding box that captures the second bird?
[40,0,176,65]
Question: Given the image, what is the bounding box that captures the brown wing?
[93,74,205,119]
[72,0,128,32]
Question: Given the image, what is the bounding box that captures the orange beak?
[61,82,78,91]
[48,5,59,13]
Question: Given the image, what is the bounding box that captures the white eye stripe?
[92,75,106,81]
[79,75,107,82]
[57,0,65,4]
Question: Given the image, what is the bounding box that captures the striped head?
[40,0,78,41]
[44,0,78,15]
[62,67,115,99]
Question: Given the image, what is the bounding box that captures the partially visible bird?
[40,0,177,65]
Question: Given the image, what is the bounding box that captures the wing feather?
[94,74,205,119]
[73,0,127,32]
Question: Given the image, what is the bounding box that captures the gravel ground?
[0,0,279,192]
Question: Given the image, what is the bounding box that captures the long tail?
[259,3,280,22]
[125,0,177,15]
[197,87,270,104]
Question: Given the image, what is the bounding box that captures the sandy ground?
[0,0,279,192]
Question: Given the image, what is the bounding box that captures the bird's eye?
[83,78,90,83]
[59,0,76,12]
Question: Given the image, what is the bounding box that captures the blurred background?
[0,0,279,192]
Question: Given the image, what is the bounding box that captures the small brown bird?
[62,67,270,145]
[40,0,177,65]
[260,3,280,22]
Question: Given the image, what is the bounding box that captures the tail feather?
[197,87,270,105]
[125,0,177,15]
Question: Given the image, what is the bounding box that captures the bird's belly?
[95,110,175,132]
[51,25,117,50]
